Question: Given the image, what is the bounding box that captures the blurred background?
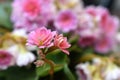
[0,0,120,80]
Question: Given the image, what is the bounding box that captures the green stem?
[35,75,39,80]
[63,64,76,80]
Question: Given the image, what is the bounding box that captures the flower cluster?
[11,0,82,32]
[76,57,120,80]
[27,27,71,55]
[77,6,119,53]
[11,0,120,54]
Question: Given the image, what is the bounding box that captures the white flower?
[16,51,35,66]
[12,29,28,38]
[7,45,35,67]
[103,62,120,80]
[76,58,120,80]
[76,63,92,80]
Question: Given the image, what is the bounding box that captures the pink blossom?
[27,27,56,48]
[0,50,14,70]
[78,36,95,47]
[77,13,101,39]
[54,10,78,32]
[85,6,109,18]
[94,37,114,53]
[54,34,71,55]
[13,18,47,31]
[77,13,94,29]
[11,0,56,31]
[22,0,41,17]
[85,6,119,37]
[99,16,119,37]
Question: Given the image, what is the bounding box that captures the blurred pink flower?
[13,18,47,31]
[77,13,94,29]
[0,50,14,70]
[99,16,119,37]
[54,34,71,55]
[85,6,119,37]
[94,37,113,53]
[77,13,101,40]
[11,0,56,31]
[85,6,109,18]
[78,36,95,47]
[27,27,56,48]
[22,0,41,17]
[54,10,78,32]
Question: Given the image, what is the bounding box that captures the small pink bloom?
[94,37,113,53]
[54,34,71,55]
[0,50,14,70]
[54,10,78,32]
[27,27,56,48]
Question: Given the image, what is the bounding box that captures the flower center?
[39,41,43,46]
[61,15,71,23]
[0,54,7,59]
[23,0,40,15]
[0,51,12,65]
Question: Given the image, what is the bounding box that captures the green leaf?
[0,2,12,16]
[0,2,12,29]
[36,52,69,77]
[63,64,76,80]
[0,66,36,80]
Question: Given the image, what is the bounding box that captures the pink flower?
[99,16,119,37]
[14,18,47,31]
[77,13,101,39]
[85,6,119,37]
[0,50,14,70]
[54,10,78,32]
[94,37,113,53]
[78,36,95,47]
[77,13,94,29]
[11,0,56,31]
[27,27,56,48]
[22,0,41,17]
[54,34,71,55]
[85,6,109,18]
